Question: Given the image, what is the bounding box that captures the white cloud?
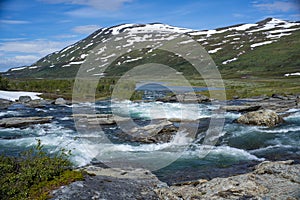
[0,20,30,24]
[0,40,74,55]
[253,1,300,12]
[0,55,40,71]
[54,34,78,39]
[0,39,76,70]
[72,25,101,34]
[39,0,133,11]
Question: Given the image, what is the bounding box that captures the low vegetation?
[0,140,84,200]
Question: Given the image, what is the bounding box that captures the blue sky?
[0,0,299,71]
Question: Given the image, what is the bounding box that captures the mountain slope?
[4,18,300,78]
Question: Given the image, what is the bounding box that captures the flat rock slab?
[221,105,261,112]
[73,114,130,125]
[0,116,53,128]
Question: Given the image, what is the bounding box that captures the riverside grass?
[0,140,84,200]
[6,75,300,100]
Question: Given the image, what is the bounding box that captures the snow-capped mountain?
[5,18,300,78]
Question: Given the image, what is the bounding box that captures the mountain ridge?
[4,17,300,78]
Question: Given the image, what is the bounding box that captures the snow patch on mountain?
[208,48,222,54]
[284,72,300,77]
[222,57,238,65]
[250,40,275,48]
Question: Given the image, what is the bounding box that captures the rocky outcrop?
[157,93,210,103]
[120,120,178,143]
[0,116,53,128]
[50,160,300,200]
[240,94,299,113]
[155,160,300,200]
[221,105,261,112]
[236,109,284,127]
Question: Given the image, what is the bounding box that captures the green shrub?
[0,75,9,90]
[0,140,84,200]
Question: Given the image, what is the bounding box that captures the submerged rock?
[156,160,300,200]
[0,116,53,128]
[236,109,284,127]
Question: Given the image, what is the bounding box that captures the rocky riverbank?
[50,160,300,200]
[1,92,300,199]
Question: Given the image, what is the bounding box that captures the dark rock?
[18,96,32,103]
[0,116,53,128]
[236,109,284,127]
[221,105,261,112]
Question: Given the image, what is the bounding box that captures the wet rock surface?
[236,109,284,127]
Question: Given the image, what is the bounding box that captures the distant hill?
[4,18,300,79]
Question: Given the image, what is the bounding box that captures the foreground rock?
[0,116,53,128]
[236,109,284,127]
[51,167,164,200]
[156,160,300,200]
[120,119,178,143]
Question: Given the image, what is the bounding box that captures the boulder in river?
[236,109,284,127]
[0,116,53,128]
[54,97,66,105]
[120,120,178,143]
[18,96,32,103]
